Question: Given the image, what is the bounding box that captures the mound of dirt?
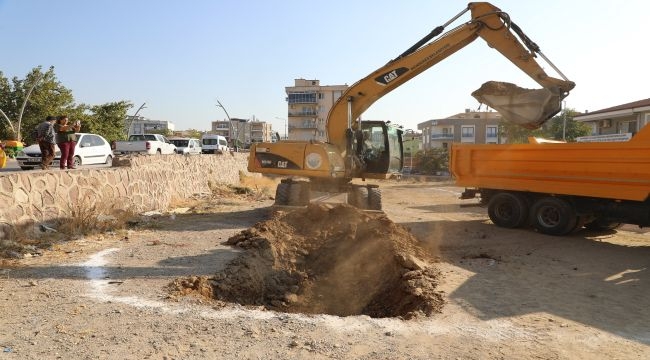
[175,203,444,319]
[472,81,532,96]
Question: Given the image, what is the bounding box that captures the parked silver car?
[16,133,113,170]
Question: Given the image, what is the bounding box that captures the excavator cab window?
[360,122,403,175]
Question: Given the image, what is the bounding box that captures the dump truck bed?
[450,126,650,202]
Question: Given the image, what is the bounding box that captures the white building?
[126,116,175,136]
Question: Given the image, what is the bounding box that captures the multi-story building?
[418,110,503,150]
[574,98,650,142]
[249,121,273,144]
[210,118,273,147]
[126,116,175,136]
[284,79,348,141]
[211,120,231,139]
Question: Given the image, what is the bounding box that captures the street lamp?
[216,99,234,147]
[275,116,288,139]
[126,102,147,136]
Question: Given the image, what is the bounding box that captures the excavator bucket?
[472,81,562,129]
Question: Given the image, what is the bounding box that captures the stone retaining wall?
[1,153,250,228]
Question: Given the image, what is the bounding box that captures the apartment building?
[418,110,503,150]
[574,98,650,142]
[284,79,348,141]
[210,118,273,147]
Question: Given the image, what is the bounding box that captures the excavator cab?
[357,121,403,178]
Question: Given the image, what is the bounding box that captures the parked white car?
[169,137,202,155]
[16,133,113,170]
[112,134,176,155]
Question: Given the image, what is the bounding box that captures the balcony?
[287,93,317,104]
[430,133,454,140]
[289,122,318,129]
[288,111,317,117]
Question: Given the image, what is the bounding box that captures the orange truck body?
[450,125,650,235]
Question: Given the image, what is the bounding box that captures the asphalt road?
[0,158,111,173]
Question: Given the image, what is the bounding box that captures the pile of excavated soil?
[472,81,533,96]
[173,203,445,319]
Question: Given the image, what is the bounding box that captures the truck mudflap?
[472,81,562,129]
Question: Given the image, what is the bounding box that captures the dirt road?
[1,180,648,359]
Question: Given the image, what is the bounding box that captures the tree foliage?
[545,109,591,142]
[414,147,449,174]
[0,67,132,143]
[87,101,133,142]
[183,129,204,139]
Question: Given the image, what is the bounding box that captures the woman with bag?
[54,115,81,170]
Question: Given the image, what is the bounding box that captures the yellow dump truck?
[450,125,650,235]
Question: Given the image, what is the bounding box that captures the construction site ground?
[1,179,648,359]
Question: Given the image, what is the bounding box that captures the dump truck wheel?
[487,192,528,228]
[275,183,290,205]
[368,187,382,210]
[531,197,577,236]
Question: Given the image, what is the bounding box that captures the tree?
[184,129,204,139]
[545,108,591,142]
[414,148,449,174]
[0,66,75,141]
[0,67,132,144]
[87,101,133,142]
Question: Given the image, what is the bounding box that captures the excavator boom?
[326,2,575,148]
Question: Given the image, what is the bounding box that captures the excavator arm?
[326,2,575,149]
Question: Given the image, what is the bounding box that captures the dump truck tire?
[487,192,529,228]
[531,197,577,236]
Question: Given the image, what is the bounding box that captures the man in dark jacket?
[36,115,57,170]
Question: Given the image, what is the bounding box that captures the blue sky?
[1,0,648,135]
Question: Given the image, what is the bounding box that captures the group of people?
[35,115,81,170]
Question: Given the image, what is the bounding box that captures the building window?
[486,126,498,137]
[461,126,474,138]
[288,92,317,104]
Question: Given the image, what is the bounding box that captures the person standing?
[54,115,81,170]
[36,115,57,170]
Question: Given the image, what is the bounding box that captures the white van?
[200,134,229,154]
[169,137,202,155]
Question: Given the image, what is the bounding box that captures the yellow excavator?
[248,2,575,209]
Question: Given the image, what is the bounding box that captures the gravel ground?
[1,181,649,359]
